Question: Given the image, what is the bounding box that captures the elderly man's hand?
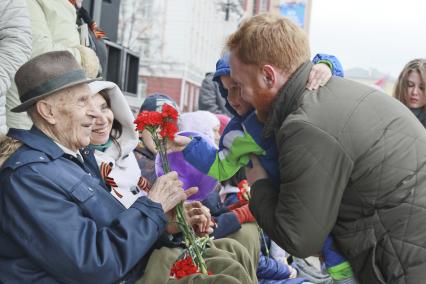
[165,201,214,236]
[184,201,214,236]
[147,171,197,213]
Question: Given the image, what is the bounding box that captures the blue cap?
[213,53,230,82]
[211,53,241,118]
[139,93,179,113]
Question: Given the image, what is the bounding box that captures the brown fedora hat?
[12,51,101,113]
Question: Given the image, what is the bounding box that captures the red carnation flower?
[134,111,163,131]
[162,103,179,121]
[160,122,178,141]
[170,255,208,280]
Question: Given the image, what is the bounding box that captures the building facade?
[242,0,275,15]
[118,0,312,112]
[121,0,242,112]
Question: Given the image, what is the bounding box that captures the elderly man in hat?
[0,51,257,283]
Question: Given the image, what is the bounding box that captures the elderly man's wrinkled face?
[48,84,98,151]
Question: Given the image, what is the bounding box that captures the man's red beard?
[253,90,275,123]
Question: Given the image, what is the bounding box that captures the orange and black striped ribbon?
[138,177,151,193]
[90,22,106,39]
[100,162,122,198]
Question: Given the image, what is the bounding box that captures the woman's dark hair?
[99,91,123,155]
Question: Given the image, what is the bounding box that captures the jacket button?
[39,156,45,160]
[15,161,21,165]
[88,187,94,192]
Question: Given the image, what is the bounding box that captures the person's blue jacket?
[0,127,168,283]
[202,189,242,239]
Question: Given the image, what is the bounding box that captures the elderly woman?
[0,51,257,284]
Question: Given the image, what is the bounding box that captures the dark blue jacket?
[0,127,167,283]
[202,190,242,239]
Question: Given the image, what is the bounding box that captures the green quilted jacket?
[250,61,426,284]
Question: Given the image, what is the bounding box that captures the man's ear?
[35,100,56,125]
[262,65,276,89]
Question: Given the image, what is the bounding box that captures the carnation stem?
[152,131,170,173]
[154,131,208,275]
[159,139,170,173]
[175,202,208,275]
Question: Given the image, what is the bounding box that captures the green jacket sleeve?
[207,131,265,181]
[183,131,265,182]
[249,121,353,258]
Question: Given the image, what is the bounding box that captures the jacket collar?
[7,126,65,160]
[411,108,426,126]
[263,61,313,138]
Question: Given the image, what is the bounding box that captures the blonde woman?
[394,58,426,128]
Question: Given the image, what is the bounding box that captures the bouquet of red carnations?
[134,104,209,276]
